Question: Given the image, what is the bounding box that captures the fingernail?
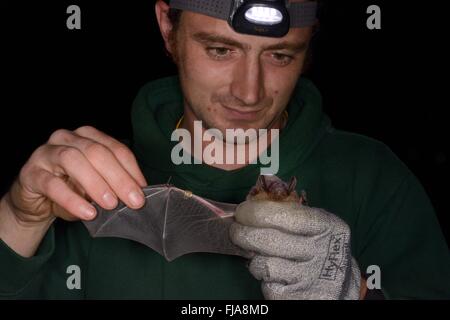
[83,205,97,219]
[129,190,144,207]
[103,192,118,209]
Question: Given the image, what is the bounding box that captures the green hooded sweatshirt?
[1,76,449,299]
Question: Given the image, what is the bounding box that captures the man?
[0,0,449,299]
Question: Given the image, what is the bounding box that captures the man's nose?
[230,56,265,106]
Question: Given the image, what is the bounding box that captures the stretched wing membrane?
[83,185,248,261]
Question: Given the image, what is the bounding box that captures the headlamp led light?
[244,6,284,25]
[170,0,318,38]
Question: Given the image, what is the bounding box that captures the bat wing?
[83,185,169,259]
[82,185,248,261]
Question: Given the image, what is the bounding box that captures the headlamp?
[169,0,317,38]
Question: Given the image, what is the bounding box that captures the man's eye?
[207,47,232,59]
[271,53,293,65]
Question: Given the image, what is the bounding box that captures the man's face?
[170,11,313,133]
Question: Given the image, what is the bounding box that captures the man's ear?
[155,0,174,54]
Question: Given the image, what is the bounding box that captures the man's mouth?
[221,104,263,121]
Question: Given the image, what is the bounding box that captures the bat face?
[247,175,301,202]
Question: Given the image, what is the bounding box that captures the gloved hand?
[229,199,361,300]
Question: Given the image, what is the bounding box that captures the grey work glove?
[230,200,361,300]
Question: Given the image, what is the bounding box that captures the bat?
[247,175,308,205]
[83,175,305,261]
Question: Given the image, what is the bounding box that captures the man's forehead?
[180,11,312,48]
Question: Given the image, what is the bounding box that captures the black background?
[1,1,448,244]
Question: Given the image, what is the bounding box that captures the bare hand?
[5,126,147,226]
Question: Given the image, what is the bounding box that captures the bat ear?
[258,175,269,190]
[287,176,297,193]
